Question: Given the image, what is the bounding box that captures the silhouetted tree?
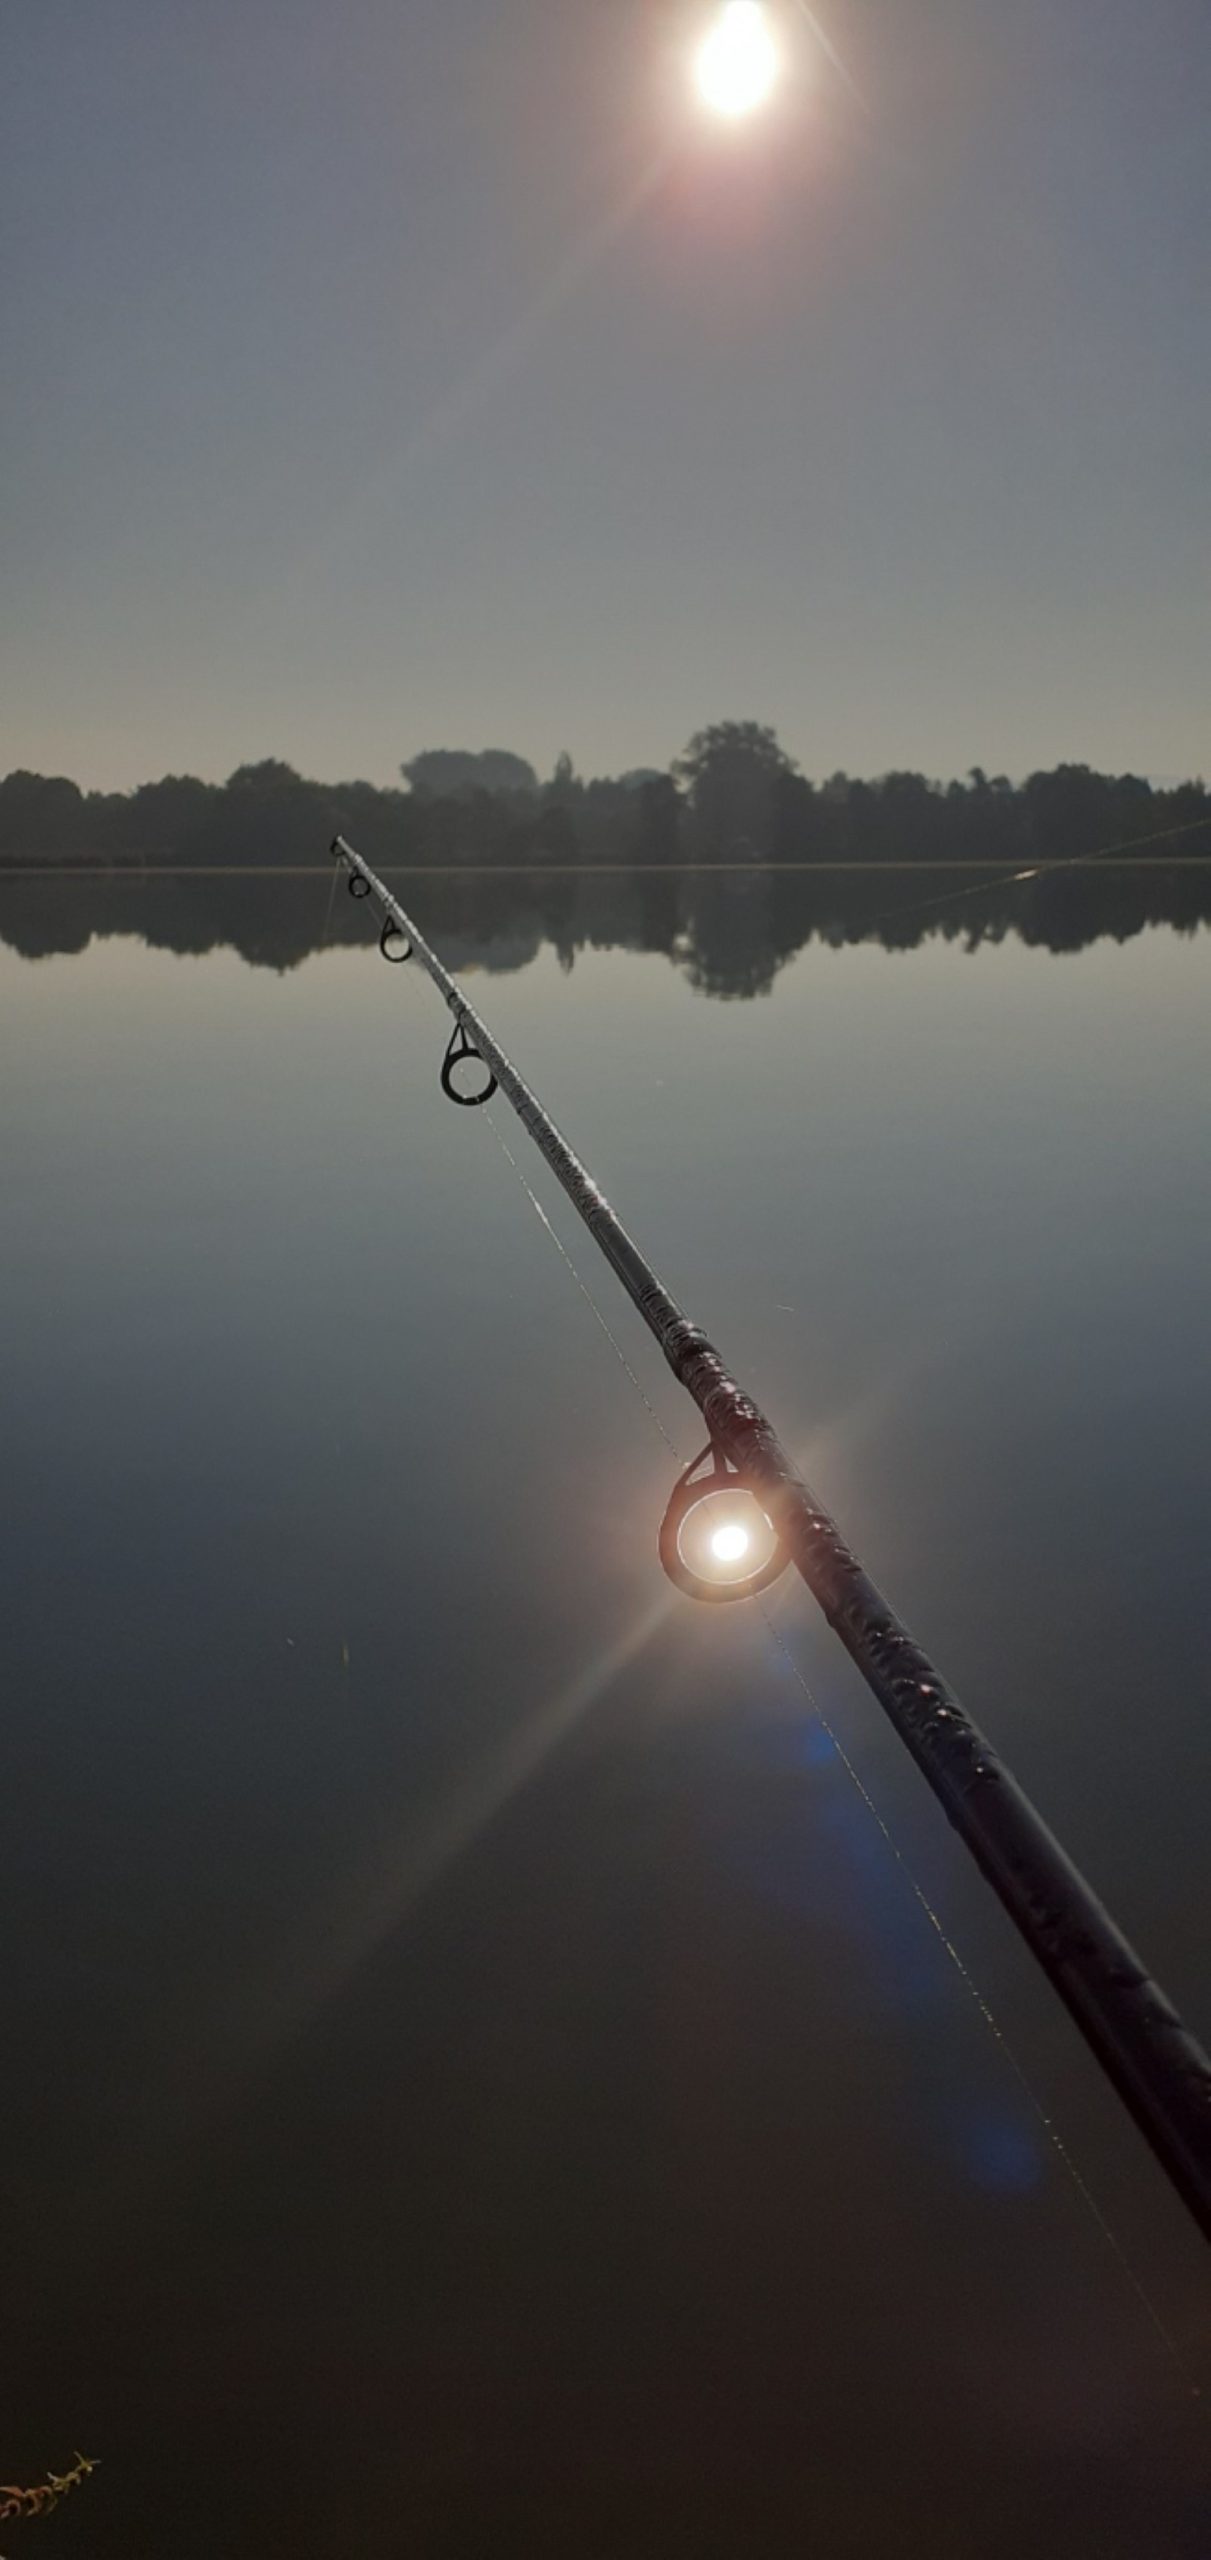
[0,770,86,863]
[673,721,799,859]
[403,749,538,798]
[632,774,681,865]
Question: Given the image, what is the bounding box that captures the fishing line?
[317,838,343,950]
[847,810,1211,947]
[480,1106,685,1462]
[760,1606,1206,2401]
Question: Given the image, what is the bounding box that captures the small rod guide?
[330,833,1211,2246]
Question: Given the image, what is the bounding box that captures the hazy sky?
[3,0,1208,791]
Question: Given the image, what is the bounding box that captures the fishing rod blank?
[329,832,1211,2248]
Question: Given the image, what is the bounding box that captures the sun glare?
[710,1522,751,1564]
[694,1,779,120]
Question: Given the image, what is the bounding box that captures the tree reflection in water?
[2,861,1210,997]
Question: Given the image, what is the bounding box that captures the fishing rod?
[330,831,1211,2246]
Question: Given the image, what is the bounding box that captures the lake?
[2,864,1209,2556]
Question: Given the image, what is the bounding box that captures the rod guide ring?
[659,1443,790,1603]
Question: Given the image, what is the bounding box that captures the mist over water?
[2,867,1209,2555]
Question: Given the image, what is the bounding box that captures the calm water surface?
[2,870,1210,2556]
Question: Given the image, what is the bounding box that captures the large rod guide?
[330,833,1211,2244]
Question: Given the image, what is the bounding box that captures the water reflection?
[2,859,1209,995]
[2,871,1209,2555]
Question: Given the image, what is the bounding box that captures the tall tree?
[673,722,798,857]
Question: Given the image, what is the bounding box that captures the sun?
[694,1,780,120]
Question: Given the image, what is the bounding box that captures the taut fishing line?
[835,809,1211,947]
[317,837,343,951]
[757,1609,1204,2399]
[481,1106,684,1462]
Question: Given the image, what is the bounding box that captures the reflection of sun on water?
[694,1,780,119]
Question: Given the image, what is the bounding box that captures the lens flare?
[694,1,779,120]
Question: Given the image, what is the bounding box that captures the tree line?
[1,724,1207,871]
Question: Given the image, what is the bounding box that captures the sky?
[2,0,1208,793]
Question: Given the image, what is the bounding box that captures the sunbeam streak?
[244,1588,677,2059]
[278,147,670,609]
[792,0,870,110]
[105,1586,680,2235]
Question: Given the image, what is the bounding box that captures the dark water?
[2,868,1210,2556]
